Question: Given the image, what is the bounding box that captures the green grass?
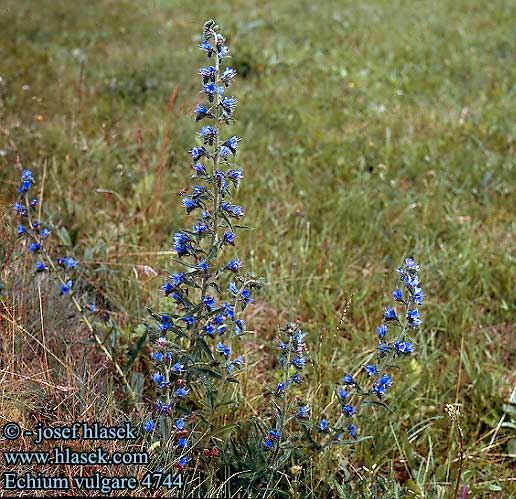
[1,0,515,497]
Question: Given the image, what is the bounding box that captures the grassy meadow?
[0,0,515,497]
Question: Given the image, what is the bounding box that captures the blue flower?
[199,125,217,145]
[177,456,189,469]
[342,374,354,385]
[202,323,214,336]
[174,232,192,257]
[190,146,208,161]
[21,170,33,181]
[342,405,355,417]
[171,363,184,373]
[40,228,51,238]
[181,315,195,327]
[14,202,27,215]
[268,429,281,440]
[199,65,216,82]
[226,258,242,273]
[233,356,244,367]
[192,184,206,197]
[35,261,46,272]
[394,341,413,354]
[171,273,185,285]
[378,342,391,355]
[347,423,357,439]
[200,39,214,56]
[29,243,41,252]
[383,306,398,321]
[235,319,245,333]
[297,405,309,418]
[291,372,302,384]
[376,324,388,338]
[218,45,229,58]
[222,67,237,84]
[175,418,185,430]
[158,316,171,331]
[339,388,349,400]
[193,222,208,235]
[152,372,166,384]
[223,231,236,245]
[63,257,78,269]
[276,381,286,394]
[153,352,164,362]
[404,257,420,272]
[60,280,73,295]
[220,136,240,157]
[202,295,215,311]
[404,274,420,289]
[216,342,231,357]
[177,438,188,449]
[365,364,378,376]
[87,303,96,312]
[231,205,244,219]
[319,419,328,432]
[17,225,27,235]
[406,308,421,328]
[18,180,31,193]
[227,168,243,187]
[202,82,223,102]
[292,357,306,369]
[194,104,213,122]
[413,287,425,305]
[392,288,403,302]
[263,439,274,449]
[193,162,207,176]
[240,289,252,308]
[197,260,209,271]
[155,401,172,414]
[182,196,201,214]
[144,420,155,432]
[220,96,237,119]
[222,302,235,319]
[372,374,393,398]
[176,386,189,398]
[379,374,393,387]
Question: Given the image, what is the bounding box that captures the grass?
[0,0,515,496]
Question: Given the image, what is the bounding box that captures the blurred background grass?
[0,0,515,496]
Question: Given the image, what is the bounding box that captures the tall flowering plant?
[144,20,260,470]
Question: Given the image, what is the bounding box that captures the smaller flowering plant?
[319,258,424,441]
[262,323,316,471]
[10,158,137,405]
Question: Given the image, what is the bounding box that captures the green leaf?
[57,227,72,246]
[125,329,147,374]
[196,338,215,362]
[331,435,373,445]
[218,210,234,232]
[130,372,145,403]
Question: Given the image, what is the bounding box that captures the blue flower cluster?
[323,258,424,439]
[144,20,260,469]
